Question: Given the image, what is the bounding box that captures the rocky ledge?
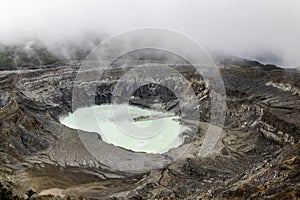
[0,61,299,199]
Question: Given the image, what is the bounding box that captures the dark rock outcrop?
[0,61,299,199]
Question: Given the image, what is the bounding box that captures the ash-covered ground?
[0,52,300,199]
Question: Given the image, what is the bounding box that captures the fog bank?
[0,0,300,67]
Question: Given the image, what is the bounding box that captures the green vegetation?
[26,189,36,199]
[0,183,18,200]
[0,41,282,71]
[0,44,59,70]
[219,56,281,70]
[264,64,280,70]
[0,184,37,200]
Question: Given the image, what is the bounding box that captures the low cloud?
[0,0,299,67]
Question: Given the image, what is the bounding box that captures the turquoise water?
[60,104,185,153]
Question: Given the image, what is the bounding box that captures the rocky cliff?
[0,61,299,199]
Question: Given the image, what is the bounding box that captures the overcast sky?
[0,0,299,67]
